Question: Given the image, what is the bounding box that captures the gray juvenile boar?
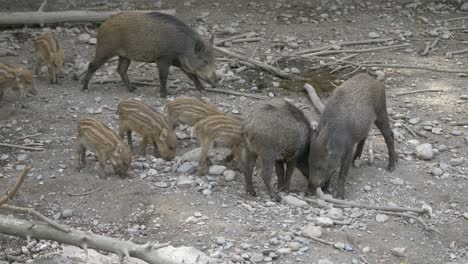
[33,33,65,84]
[193,114,244,175]
[309,73,397,199]
[164,97,223,128]
[0,63,37,100]
[82,12,218,97]
[75,117,132,178]
[242,99,311,202]
[117,99,177,160]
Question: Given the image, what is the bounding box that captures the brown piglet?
[117,100,177,160]
[75,117,132,178]
[0,63,36,101]
[33,33,65,84]
[164,97,223,128]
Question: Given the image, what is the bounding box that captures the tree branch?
[0,142,44,151]
[0,166,30,206]
[292,38,394,56]
[300,43,410,57]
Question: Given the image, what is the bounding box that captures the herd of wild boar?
[0,12,396,201]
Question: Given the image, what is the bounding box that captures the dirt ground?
[0,0,467,264]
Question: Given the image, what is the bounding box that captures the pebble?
[180,148,201,162]
[176,175,195,188]
[431,127,443,135]
[408,118,420,125]
[177,162,196,174]
[223,170,236,182]
[438,144,448,152]
[449,158,464,167]
[463,213,468,220]
[327,208,343,220]
[250,252,264,262]
[461,3,468,11]
[78,33,91,43]
[208,165,226,175]
[202,189,212,195]
[368,32,381,38]
[288,241,302,251]
[155,182,168,188]
[276,247,292,255]
[61,209,74,218]
[375,214,389,223]
[16,164,26,171]
[147,168,158,176]
[363,185,372,191]
[282,195,308,208]
[216,237,226,245]
[301,224,322,238]
[231,255,244,262]
[450,130,463,136]
[17,154,28,161]
[415,143,434,160]
[315,216,334,227]
[431,167,443,176]
[21,246,30,255]
[318,259,334,264]
[89,38,97,45]
[391,247,406,257]
[362,246,370,253]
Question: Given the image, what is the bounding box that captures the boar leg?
[261,158,281,202]
[82,54,112,91]
[275,162,285,191]
[352,138,366,167]
[181,68,205,93]
[156,59,170,98]
[95,151,108,179]
[375,115,397,172]
[33,56,42,76]
[336,150,353,199]
[48,65,57,84]
[117,57,136,92]
[243,147,258,197]
[197,138,212,175]
[75,143,86,171]
[283,159,297,192]
[140,135,149,156]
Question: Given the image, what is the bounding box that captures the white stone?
[61,209,74,218]
[78,33,91,43]
[375,213,389,223]
[301,224,322,238]
[460,3,468,11]
[368,32,381,38]
[223,170,236,181]
[282,195,308,208]
[432,167,443,176]
[315,216,334,227]
[176,175,194,188]
[180,148,201,162]
[318,259,334,264]
[209,165,227,175]
[327,208,343,220]
[391,247,406,257]
[415,143,433,160]
[449,157,464,166]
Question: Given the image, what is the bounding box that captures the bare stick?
[0,143,44,151]
[421,37,440,56]
[91,77,156,86]
[304,83,325,113]
[453,121,468,126]
[382,211,443,235]
[343,61,468,74]
[0,48,18,57]
[0,9,176,26]
[0,167,30,206]
[292,38,394,56]
[444,16,468,22]
[214,32,257,45]
[446,48,468,58]
[214,46,299,80]
[37,0,48,12]
[316,188,428,214]
[307,235,335,246]
[205,88,269,100]
[301,44,410,58]
[230,37,261,44]
[395,89,444,96]
[20,133,42,140]
[0,216,213,264]
[67,187,102,197]
[1,204,70,233]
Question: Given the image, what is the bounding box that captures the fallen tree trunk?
[0,9,176,26]
[0,215,215,264]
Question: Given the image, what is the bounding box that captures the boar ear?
[194,39,206,53]
[159,129,168,141]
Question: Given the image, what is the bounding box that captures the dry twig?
[214,32,257,45]
[67,187,102,197]
[1,204,70,233]
[292,38,394,56]
[301,44,410,57]
[421,37,440,56]
[0,167,30,206]
[0,142,44,151]
[0,47,18,57]
[382,211,443,235]
[395,89,444,96]
[342,61,468,74]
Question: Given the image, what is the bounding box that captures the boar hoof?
[246,189,257,197]
[387,164,396,172]
[271,193,281,202]
[128,86,137,92]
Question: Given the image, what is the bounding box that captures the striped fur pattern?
[117,99,177,160]
[76,117,132,178]
[193,114,244,174]
[0,63,36,100]
[33,33,65,84]
[164,97,223,128]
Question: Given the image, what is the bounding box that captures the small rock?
[180,148,201,162]
[223,170,236,181]
[176,175,194,188]
[17,154,28,161]
[431,167,443,176]
[216,237,226,245]
[221,26,238,35]
[288,241,302,251]
[315,216,334,227]
[282,195,308,208]
[89,38,97,45]
[21,246,30,255]
[202,189,212,195]
[408,118,420,125]
[327,208,343,220]
[438,144,448,152]
[415,143,433,160]
[147,168,158,176]
[16,164,26,171]
[276,248,292,255]
[391,247,406,257]
[250,252,264,262]
[177,162,196,174]
[362,246,370,253]
[460,3,468,11]
[301,224,322,238]
[231,255,244,262]
[78,33,91,43]
[463,212,468,220]
[431,127,443,135]
[363,185,372,191]
[450,130,463,136]
[449,157,464,167]
[375,214,389,222]
[61,209,74,218]
[155,182,168,188]
[208,165,226,175]
[318,259,334,264]
[368,32,381,38]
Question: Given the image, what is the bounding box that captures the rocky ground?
[1,0,468,264]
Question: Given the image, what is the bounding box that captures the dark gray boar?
[81,12,218,97]
[242,99,312,202]
[309,73,397,199]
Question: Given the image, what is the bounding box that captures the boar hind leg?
[261,158,281,202]
[375,115,397,172]
[140,135,149,156]
[156,59,170,98]
[75,143,86,171]
[243,147,258,197]
[95,151,108,179]
[197,138,211,175]
[117,57,136,92]
[336,150,353,199]
[82,54,112,91]
[181,69,205,93]
[275,162,285,191]
[283,159,297,193]
[352,138,366,167]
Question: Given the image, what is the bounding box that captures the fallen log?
[0,9,176,26]
[292,38,394,56]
